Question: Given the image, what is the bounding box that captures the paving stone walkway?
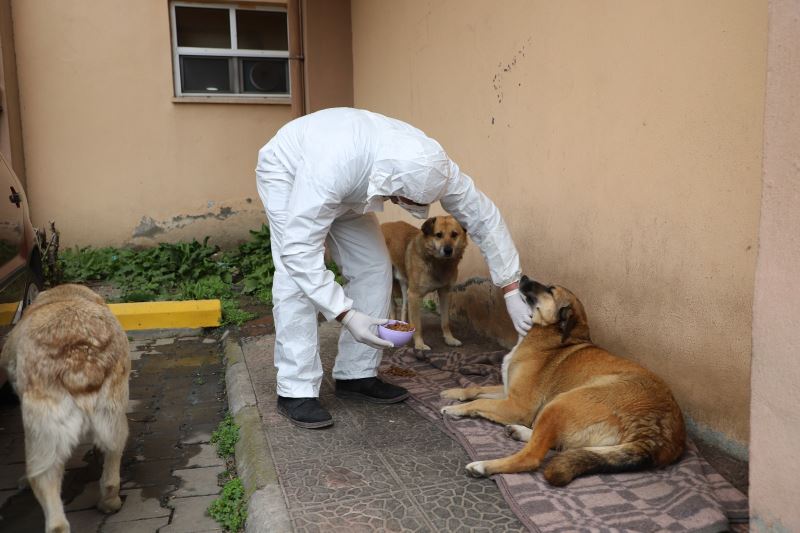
[240,315,528,532]
[0,330,227,532]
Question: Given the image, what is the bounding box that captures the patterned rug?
[380,347,749,533]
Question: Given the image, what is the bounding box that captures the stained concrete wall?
[749,0,800,530]
[353,0,768,452]
[10,0,294,248]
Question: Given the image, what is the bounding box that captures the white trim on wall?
[169,1,291,100]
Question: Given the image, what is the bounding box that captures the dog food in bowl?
[378,320,415,347]
[385,322,415,332]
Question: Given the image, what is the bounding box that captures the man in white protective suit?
[255,107,532,429]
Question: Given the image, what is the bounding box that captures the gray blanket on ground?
[381,347,749,533]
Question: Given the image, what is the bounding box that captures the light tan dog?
[0,284,129,533]
[440,275,685,485]
[381,216,468,350]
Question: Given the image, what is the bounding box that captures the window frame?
[169,1,291,102]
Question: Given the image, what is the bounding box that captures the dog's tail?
[543,439,677,486]
[29,302,126,394]
[22,396,84,478]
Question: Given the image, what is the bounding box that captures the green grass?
[208,476,247,532]
[210,413,240,458]
[326,260,346,286]
[208,416,246,531]
[220,300,256,327]
[423,299,438,313]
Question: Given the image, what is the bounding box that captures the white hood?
[364,126,454,214]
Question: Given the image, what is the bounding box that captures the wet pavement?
[0,309,748,532]
[0,331,227,532]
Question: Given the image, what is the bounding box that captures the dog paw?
[97,495,122,514]
[414,343,431,351]
[505,424,532,442]
[440,388,466,401]
[444,336,462,347]
[440,405,463,418]
[465,461,488,477]
[47,520,70,533]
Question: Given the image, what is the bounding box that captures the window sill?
[172,95,291,105]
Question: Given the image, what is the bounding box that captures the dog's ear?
[421,217,436,236]
[558,305,577,343]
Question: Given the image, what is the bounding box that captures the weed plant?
[423,299,438,313]
[59,225,346,325]
[208,416,246,529]
[224,225,275,304]
[208,477,246,532]
[210,413,240,458]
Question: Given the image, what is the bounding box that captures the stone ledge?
[223,334,292,533]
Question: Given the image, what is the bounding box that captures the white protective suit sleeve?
[278,162,354,321]
[439,167,521,287]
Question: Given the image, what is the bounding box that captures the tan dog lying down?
[441,276,685,486]
[381,216,468,351]
[0,284,130,533]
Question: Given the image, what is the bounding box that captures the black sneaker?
[334,377,410,404]
[276,396,333,429]
[0,382,19,406]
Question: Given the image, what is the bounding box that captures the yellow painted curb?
[0,302,19,326]
[108,300,221,330]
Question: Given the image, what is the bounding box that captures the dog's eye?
[451,231,458,238]
[435,232,443,238]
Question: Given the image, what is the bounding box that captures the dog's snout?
[526,280,546,292]
[443,245,453,257]
[520,276,551,297]
[531,281,550,294]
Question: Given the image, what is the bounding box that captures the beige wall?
[749,0,800,529]
[303,0,353,113]
[353,0,768,450]
[11,0,294,248]
[0,0,25,180]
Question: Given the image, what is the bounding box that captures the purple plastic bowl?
[378,320,415,347]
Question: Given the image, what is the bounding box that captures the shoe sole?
[334,390,410,404]
[276,405,334,429]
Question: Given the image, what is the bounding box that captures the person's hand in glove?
[338,309,394,349]
[503,283,533,336]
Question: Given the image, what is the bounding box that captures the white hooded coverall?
[256,108,521,398]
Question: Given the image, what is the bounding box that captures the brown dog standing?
[440,275,685,485]
[381,216,467,350]
[0,284,129,532]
